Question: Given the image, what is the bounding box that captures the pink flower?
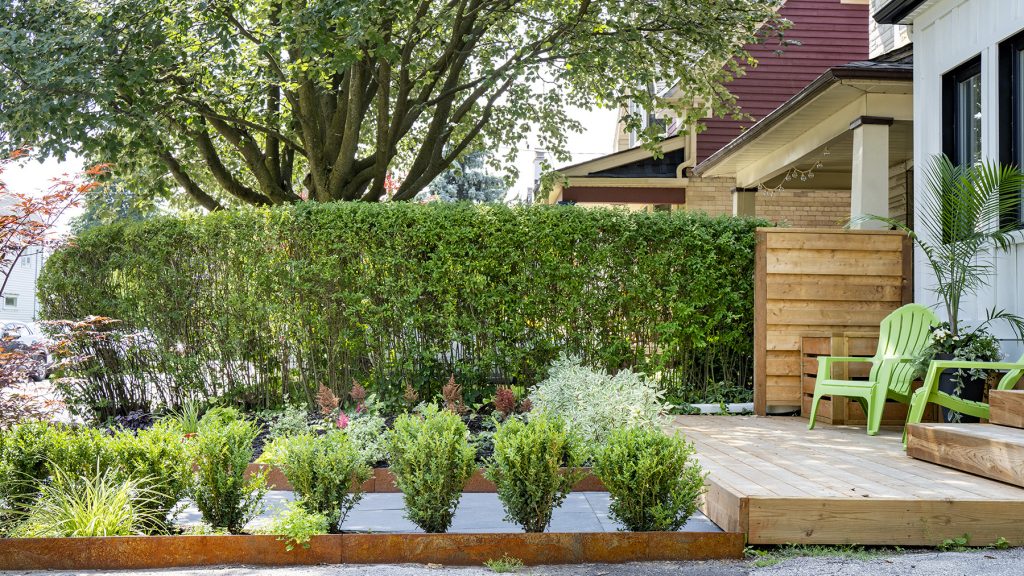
[336,412,349,430]
[356,402,365,414]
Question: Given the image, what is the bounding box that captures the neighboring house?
[694,46,915,230]
[0,195,47,323]
[1,248,46,323]
[547,0,872,225]
[873,0,1024,354]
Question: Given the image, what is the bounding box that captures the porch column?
[849,116,892,229]
[732,187,757,217]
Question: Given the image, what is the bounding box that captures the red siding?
[696,0,869,163]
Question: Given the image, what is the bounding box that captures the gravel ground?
[3,548,1024,576]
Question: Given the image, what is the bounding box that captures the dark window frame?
[942,56,982,166]
[1000,29,1024,225]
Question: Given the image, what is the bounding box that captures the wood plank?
[765,381,801,404]
[766,282,903,302]
[800,336,832,355]
[990,390,1024,429]
[906,423,1024,488]
[754,230,768,416]
[766,273,905,288]
[765,233,903,251]
[699,479,748,534]
[766,352,800,376]
[765,249,902,276]
[746,498,1024,545]
[767,307,890,327]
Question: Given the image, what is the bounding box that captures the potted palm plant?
[857,155,1024,422]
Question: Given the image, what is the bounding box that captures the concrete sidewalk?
[175,491,722,534]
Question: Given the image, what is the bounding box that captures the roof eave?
[873,0,926,24]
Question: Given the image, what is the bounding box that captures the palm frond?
[854,154,1024,336]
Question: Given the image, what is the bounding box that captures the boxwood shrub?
[39,202,766,416]
[593,427,705,532]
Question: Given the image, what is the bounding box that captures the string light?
[758,147,830,198]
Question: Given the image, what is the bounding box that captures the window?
[943,57,983,167]
[3,295,17,309]
[20,255,31,267]
[1001,30,1024,224]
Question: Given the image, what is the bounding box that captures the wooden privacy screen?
[753,228,912,415]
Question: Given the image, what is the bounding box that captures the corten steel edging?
[0,532,744,570]
[249,464,606,493]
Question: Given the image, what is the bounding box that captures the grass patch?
[745,544,902,568]
[484,554,525,573]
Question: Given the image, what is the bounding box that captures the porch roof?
[693,56,913,189]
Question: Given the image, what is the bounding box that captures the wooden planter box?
[250,464,605,493]
[800,332,938,426]
[0,532,743,569]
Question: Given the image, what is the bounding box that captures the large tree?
[0,0,784,209]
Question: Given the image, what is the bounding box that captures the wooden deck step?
[990,390,1024,429]
[906,423,1024,488]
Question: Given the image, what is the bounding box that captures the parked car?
[1,319,50,381]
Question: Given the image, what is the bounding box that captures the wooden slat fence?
[754,228,912,414]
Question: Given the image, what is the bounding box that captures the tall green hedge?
[39,202,764,416]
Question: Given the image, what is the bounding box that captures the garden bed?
[250,464,605,493]
[0,531,744,569]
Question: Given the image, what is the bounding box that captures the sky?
[507,106,619,203]
[1,154,85,196]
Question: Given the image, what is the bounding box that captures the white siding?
[869,0,913,57]
[911,0,1024,358]
[1,250,46,323]
[0,195,47,322]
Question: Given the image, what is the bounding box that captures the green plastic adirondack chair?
[902,353,1024,446]
[807,303,939,435]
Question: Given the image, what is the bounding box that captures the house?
[0,249,45,323]
[872,0,1024,354]
[0,195,47,323]
[546,0,872,227]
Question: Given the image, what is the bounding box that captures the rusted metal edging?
[0,532,744,569]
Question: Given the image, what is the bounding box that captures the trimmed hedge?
[39,202,765,416]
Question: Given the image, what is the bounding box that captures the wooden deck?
[672,415,1024,546]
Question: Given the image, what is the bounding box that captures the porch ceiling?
[696,75,913,188]
[759,120,914,191]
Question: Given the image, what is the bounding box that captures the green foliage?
[189,414,268,534]
[266,405,314,441]
[486,414,585,533]
[107,423,192,533]
[992,536,1011,550]
[745,545,901,568]
[163,401,203,435]
[46,426,117,480]
[0,0,783,207]
[421,152,507,203]
[11,466,161,538]
[938,533,971,552]
[593,427,704,532]
[529,354,670,448]
[271,502,329,552]
[346,412,388,466]
[483,554,525,573]
[40,204,763,415]
[0,422,62,529]
[276,430,371,532]
[387,404,476,533]
[856,156,1024,339]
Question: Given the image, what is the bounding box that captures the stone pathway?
[175,491,722,534]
